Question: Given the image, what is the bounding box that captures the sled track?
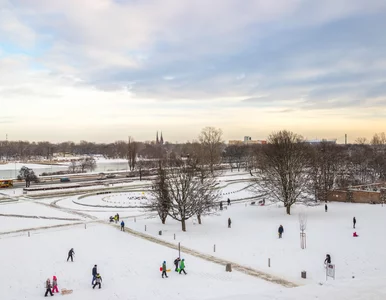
[110,223,299,288]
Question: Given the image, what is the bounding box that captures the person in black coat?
[325,204,328,212]
[67,248,75,262]
[278,225,284,238]
[228,218,232,228]
[353,217,356,228]
[227,198,231,206]
[92,265,97,285]
[174,257,181,272]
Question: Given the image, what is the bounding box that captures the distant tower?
[156,131,159,144]
[160,132,164,145]
[345,134,347,145]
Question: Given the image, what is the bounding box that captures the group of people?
[92,264,103,289]
[44,276,58,297]
[44,248,103,296]
[161,258,187,278]
[109,213,120,223]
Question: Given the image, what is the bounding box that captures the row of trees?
[250,130,386,215]
[149,130,386,230]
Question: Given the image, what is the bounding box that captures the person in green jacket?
[162,261,168,278]
[179,258,187,275]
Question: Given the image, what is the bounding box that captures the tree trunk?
[197,214,202,225]
[286,205,291,215]
[181,219,186,232]
[161,217,166,224]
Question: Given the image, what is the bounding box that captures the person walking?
[174,257,181,272]
[227,198,231,206]
[228,218,232,228]
[353,217,356,229]
[116,213,120,221]
[44,278,53,297]
[325,204,328,212]
[52,276,59,293]
[179,258,187,275]
[92,273,102,289]
[92,265,97,285]
[220,202,223,210]
[67,248,75,262]
[161,261,168,278]
[120,220,125,231]
[278,225,284,238]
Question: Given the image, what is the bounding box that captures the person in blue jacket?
[120,220,125,231]
[278,225,284,238]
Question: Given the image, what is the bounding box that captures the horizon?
[1,1,386,142]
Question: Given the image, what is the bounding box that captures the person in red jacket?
[52,276,59,293]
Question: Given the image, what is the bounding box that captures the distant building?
[306,139,337,145]
[155,131,164,145]
[229,136,267,145]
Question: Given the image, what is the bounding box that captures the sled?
[61,288,73,295]
[159,268,171,272]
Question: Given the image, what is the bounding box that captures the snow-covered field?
[1,171,386,299]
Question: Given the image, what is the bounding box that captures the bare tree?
[299,211,307,249]
[149,161,170,224]
[68,160,79,173]
[79,156,97,172]
[199,127,224,173]
[150,159,218,231]
[128,136,138,171]
[355,137,368,145]
[251,130,311,215]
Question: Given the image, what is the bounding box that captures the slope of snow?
[125,202,386,284]
[0,224,282,300]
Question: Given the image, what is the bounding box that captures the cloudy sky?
[1,0,386,143]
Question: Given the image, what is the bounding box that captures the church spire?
[156,131,159,144]
[160,131,164,145]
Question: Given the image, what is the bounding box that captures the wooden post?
[214,244,216,252]
[268,258,270,267]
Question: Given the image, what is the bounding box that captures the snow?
[0,224,282,300]
[1,171,386,299]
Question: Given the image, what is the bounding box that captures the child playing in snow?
[52,276,59,293]
[93,273,102,289]
[44,278,53,297]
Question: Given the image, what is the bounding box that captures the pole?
[174,234,176,240]
[268,258,270,267]
[178,242,181,258]
[145,225,147,231]
[214,244,216,252]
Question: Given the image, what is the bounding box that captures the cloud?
[1,0,386,141]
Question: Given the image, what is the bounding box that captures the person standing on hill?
[325,204,328,212]
[179,259,187,275]
[92,265,97,285]
[44,278,53,297]
[353,217,356,229]
[67,248,75,262]
[120,220,125,231]
[228,218,232,228]
[52,276,59,293]
[278,225,284,238]
[174,257,181,272]
[161,261,168,278]
[92,273,102,289]
[227,198,231,206]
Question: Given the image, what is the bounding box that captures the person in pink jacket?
[52,276,59,293]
